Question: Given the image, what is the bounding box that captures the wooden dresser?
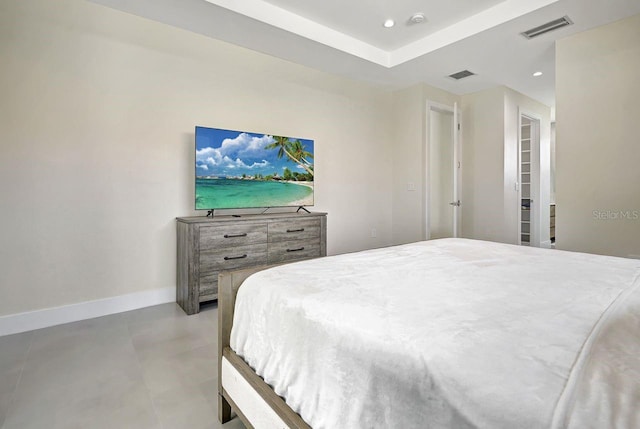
[176,212,327,314]
[550,203,556,242]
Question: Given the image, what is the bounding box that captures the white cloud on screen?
[196,133,275,171]
[251,160,270,168]
[221,156,270,170]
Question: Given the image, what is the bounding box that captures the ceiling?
[88,0,640,109]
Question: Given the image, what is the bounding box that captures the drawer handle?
[224,233,247,238]
[286,228,305,233]
[224,254,248,261]
[286,247,305,253]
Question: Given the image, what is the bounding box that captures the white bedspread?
[230,239,640,429]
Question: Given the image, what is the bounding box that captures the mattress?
[230,238,640,429]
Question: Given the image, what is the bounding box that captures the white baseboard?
[0,287,175,337]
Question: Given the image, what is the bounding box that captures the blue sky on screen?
[195,127,314,177]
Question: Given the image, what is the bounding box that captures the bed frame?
[217,265,311,429]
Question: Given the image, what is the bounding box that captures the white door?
[427,102,460,239]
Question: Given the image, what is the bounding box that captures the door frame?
[518,109,541,247]
[425,101,461,240]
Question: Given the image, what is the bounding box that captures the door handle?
[449,200,461,207]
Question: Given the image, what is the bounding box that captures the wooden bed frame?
[217,265,311,429]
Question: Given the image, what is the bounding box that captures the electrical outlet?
[371,228,377,238]
[407,182,416,191]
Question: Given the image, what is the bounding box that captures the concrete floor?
[0,302,246,429]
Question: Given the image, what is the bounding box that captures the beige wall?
[0,0,565,322]
[460,87,507,241]
[391,85,425,244]
[0,0,395,316]
[391,83,551,248]
[391,84,460,245]
[461,86,551,245]
[556,13,640,258]
[504,87,551,247]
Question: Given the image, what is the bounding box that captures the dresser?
[550,204,556,242]
[176,212,327,314]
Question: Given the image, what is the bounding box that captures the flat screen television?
[195,126,314,210]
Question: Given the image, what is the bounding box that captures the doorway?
[518,113,541,247]
[426,102,460,240]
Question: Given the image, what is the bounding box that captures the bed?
[217,238,640,429]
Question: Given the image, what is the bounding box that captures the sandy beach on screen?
[286,180,313,189]
[287,181,314,206]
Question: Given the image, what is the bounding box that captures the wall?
[461,86,550,245]
[391,86,425,244]
[460,87,507,242]
[556,13,640,258]
[0,0,394,318]
[503,87,551,247]
[391,83,550,246]
[391,84,460,245]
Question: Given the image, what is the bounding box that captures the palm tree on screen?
[290,139,313,168]
[265,136,314,177]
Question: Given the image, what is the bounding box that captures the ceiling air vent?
[448,70,475,80]
[521,16,573,39]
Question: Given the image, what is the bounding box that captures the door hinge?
[457,161,461,169]
[457,123,461,131]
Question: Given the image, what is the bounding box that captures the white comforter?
[230,239,640,429]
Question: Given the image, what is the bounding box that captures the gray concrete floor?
[0,302,246,429]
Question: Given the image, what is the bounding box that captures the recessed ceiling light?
[383,19,395,28]
[533,71,543,77]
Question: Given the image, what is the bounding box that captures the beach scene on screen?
[195,127,314,209]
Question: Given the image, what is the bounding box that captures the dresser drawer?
[200,223,267,250]
[268,239,321,264]
[200,243,268,272]
[268,218,321,243]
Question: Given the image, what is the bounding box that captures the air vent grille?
[521,16,573,39]
[448,70,475,80]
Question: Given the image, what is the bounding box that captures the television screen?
[195,126,314,210]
